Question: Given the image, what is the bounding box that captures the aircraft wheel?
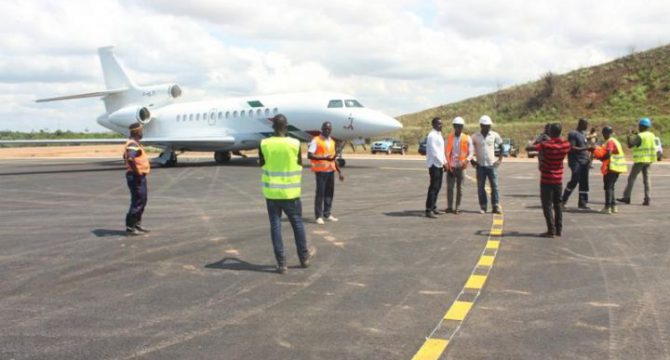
[214,151,232,164]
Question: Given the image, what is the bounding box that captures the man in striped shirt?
[530,123,572,238]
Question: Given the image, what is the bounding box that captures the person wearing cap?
[593,126,627,214]
[617,117,657,206]
[444,116,473,214]
[123,123,151,236]
[471,115,503,214]
[561,118,594,210]
[259,114,315,274]
[308,121,344,225]
[424,117,446,218]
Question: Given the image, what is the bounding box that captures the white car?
[654,136,663,161]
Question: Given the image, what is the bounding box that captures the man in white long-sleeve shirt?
[425,117,446,218]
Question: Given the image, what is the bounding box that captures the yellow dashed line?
[465,274,488,290]
[411,339,449,360]
[486,240,500,250]
[490,228,503,236]
[478,255,495,267]
[493,218,503,226]
[444,301,473,321]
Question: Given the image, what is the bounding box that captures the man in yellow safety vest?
[593,126,627,214]
[617,117,657,206]
[259,114,315,274]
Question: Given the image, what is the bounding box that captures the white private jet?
[6,47,403,167]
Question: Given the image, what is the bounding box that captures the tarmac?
[1,156,669,360]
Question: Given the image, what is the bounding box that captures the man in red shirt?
[529,123,572,237]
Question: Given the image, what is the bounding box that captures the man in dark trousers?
[308,121,344,225]
[124,123,151,236]
[424,117,446,218]
[561,118,594,210]
[259,114,315,274]
[617,117,657,206]
[529,123,572,238]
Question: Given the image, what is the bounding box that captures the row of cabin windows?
[175,107,279,122]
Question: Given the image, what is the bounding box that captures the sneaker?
[300,247,317,268]
[454,209,461,215]
[600,206,612,214]
[616,198,630,204]
[326,215,339,222]
[135,224,150,233]
[126,227,141,236]
[642,199,650,206]
[611,206,619,214]
[539,231,555,238]
[425,212,437,219]
[479,209,486,214]
[315,218,325,225]
[432,209,441,215]
[276,263,288,274]
[560,202,567,211]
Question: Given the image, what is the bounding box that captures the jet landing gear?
[158,148,178,167]
[214,151,232,164]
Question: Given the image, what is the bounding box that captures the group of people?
[121,113,659,273]
[424,115,504,218]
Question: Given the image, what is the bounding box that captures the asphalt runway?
[1,157,669,360]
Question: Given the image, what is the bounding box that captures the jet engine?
[107,106,152,128]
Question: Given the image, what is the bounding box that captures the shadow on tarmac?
[92,229,130,237]
[205,257,277,273]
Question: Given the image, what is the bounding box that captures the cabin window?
[264,108,270,116]
[218,112,223,119]
[226,111,230,119]
[328,100,343,108]
[248,110,253,117]
[189,114,193,121]
[233,111,238,117]
[176,115,180,121]
[273,107,278,114]
[211,112,216,120]
[196,114,200,121]
[256,109,262,117]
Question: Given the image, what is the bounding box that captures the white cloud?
[1,0,669,131]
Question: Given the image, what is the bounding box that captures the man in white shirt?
[471,115,503,214]
[425,117,446,218]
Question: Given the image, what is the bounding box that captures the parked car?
[418,138,427,155]
[496,138,518,157]
[371,138,407,155]
[655,136,663,161]
[526,139,539,158]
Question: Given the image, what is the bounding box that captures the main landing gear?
[157,148,178,167]
[214,151,232,164]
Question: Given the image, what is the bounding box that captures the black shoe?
[616,198,630,204]
[556,230,562,237]
[126,227,141,236]
[135,224,150,233]
[300,247,317,268]
[540,231,555,238]
[444,208,454,214]
[492,207,502,214]
[432,209,441,215]
[642,199,650,206]
[425,211,437,219]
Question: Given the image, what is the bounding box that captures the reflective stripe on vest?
[445,133,470,168]
[310,136,336,172]
[608,138,627,173]
[261,136,303,199]
[633,132,657,163]
[124,139,151,175]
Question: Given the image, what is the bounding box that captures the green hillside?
[397,44,670,149]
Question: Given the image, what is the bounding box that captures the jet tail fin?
[98,46,136,89]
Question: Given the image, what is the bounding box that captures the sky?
[2,0,669,132]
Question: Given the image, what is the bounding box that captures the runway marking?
[411,212,504,360]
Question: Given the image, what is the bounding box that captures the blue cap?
[639,117,651,127]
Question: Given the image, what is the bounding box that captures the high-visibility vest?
[261,136,303,200]
[445,133,470,169]
[633,131,657,164]
[310,136,336,172]
[123,139,150,175]
[596,138,627,175]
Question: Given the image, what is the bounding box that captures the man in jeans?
[471,115,503,214]
[529,123,571,237]
[562,118,594,210]
[259,114,315,274]
[424,117,446,218]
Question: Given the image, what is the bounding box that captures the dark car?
[418,138,427,155]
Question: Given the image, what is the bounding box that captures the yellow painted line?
[490,228,502,236]
[478,255,495,267]
[411,339,449,360]
[465,274,488,290]
[493,218,503,226]
[444,301,473,321]
[486,240,500,250]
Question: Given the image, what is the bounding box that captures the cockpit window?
[345,99,364,108]
[327,100,343,108]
